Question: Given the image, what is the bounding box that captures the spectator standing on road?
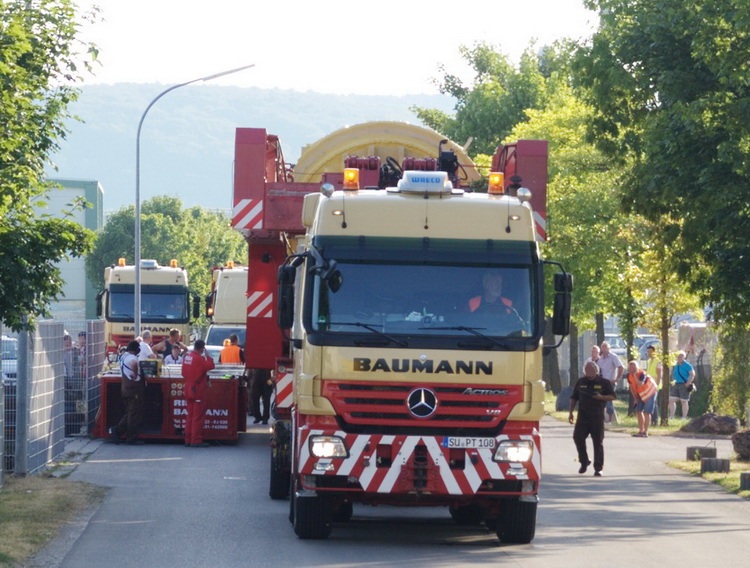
[63,332,79,380]
[137,330,157,361]
[645,345,663,425]
[250,368,273,424]
[154,328,188,358]
[219,333,245,364]
[182,339,216,447]
[626,360,658,437]
[77,331,87,371]
[569,361,616,476]
[598,341,624,424]
[669,350,696,420]
[109,340,145,445]
[582,345,601,374]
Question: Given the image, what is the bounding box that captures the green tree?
[711,323,750,425]
[86,196,247,322]
[503,84,631,389]
[505,86,624,328]
[0,0,98,331]
[413,42,549,156]
[574,0,750,326]
[573,0,750,419]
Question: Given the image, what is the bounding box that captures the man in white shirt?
[137,330,157,361]
[109,341,145,445]
[598,341,623,424]
[582,345,601,374]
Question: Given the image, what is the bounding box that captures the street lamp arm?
[200,63,256,83]
[134,63,254,336]
[137,64,256,137]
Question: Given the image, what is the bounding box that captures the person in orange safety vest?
[626,360,658,438]
[219,333,244,364]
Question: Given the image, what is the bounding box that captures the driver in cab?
[468,271,515,316]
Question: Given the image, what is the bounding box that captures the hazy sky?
[77,0,597,96]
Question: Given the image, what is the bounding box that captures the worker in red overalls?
[181,339,216,447]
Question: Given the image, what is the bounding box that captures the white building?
[44,178,104,321]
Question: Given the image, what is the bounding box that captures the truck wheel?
[269,448,290,500]
[449,504,485,525]
[293,492,332,539]
[332,501,353,523]
[496,498,537,544]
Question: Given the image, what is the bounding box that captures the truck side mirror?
[277,264,296,329]
[205,290,215,318]
[552,273,573,336]
[191,293,201,320]
[95,290,104,318]
[554,272,573,293]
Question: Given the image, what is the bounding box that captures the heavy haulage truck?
[204,261,249,362]
[231,121,571,542]
[96,258,200,355]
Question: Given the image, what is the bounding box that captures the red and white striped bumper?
[298,428,540,496]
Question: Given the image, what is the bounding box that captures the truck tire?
[332,501,353,523]
[269,447,290,500]
[449,504,485,526]
[293,492,332,539]
[497,498,537,544]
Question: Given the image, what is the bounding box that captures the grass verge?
[0,475,107,567]
[668,459,750,498]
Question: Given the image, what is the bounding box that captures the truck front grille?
[322,381,523,433]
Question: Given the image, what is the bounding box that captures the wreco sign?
[352,358,493,375]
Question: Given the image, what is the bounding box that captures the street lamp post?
[134,64,255,337]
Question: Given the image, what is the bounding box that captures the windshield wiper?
[426,326,512,350]
[329,321,408,347]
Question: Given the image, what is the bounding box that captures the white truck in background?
[204,262,248,362]
[96,258,199,355]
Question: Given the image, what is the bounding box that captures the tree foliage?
[86,196,247,322]
[504,84,627,327]
[412,42,550,156]
[0,0,98,331]
[711,323,750,423]
[574,0,750,327]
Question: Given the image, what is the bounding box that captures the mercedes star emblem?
[407,388,438,418]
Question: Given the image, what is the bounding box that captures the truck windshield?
[306,237,540,348]
[107,284,189,323]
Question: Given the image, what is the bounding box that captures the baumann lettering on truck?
[352,358,493,374]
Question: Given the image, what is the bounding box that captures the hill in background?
[50,84,456,215]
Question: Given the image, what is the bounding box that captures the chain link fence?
[2,319,106,474]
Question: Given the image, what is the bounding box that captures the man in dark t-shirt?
[569,361,616,476]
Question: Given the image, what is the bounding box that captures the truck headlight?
[309,435,349,458]
[493,440,533,463]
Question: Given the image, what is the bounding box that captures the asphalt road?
[30,417,749,568]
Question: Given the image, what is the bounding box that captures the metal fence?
[1,320,106,475]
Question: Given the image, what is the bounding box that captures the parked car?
[603,334,627,358]
[638,338,661,360]
[1,335,18,384]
